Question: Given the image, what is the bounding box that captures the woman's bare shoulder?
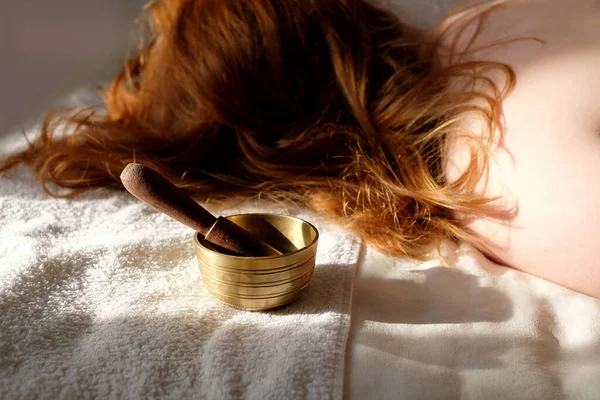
[439,0,600,298]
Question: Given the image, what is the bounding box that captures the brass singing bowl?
[194,213,319,311]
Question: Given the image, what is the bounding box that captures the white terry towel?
[0,155,360,399]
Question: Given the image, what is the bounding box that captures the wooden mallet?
[120,163,281,257]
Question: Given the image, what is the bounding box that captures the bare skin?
[443,0,600,298]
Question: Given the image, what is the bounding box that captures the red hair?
[1,0,513,258]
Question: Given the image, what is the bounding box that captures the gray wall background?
[0,0,463,137]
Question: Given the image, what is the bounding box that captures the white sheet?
[346,242,600,399]
[344,1,600,396]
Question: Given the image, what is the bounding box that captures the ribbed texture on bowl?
[194,214,319,311]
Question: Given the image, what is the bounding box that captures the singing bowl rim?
[193,213,319,261]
